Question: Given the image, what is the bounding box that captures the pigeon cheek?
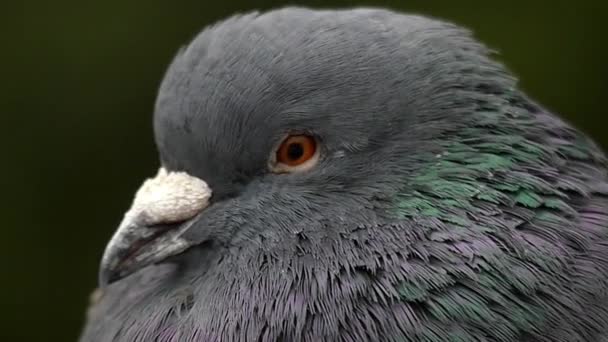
[98,167,212,287]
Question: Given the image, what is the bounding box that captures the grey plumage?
[80,7,608,342]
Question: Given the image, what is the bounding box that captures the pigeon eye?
[271,135,319,173]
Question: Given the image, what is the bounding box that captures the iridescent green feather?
[390,90,608,340]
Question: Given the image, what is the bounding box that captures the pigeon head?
[99,8,508,285]
[90,7,608,341]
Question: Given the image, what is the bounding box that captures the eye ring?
[270,134,319,173]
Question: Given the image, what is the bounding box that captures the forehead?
[155,10,412,110]
[151,8,474,177]
[154,11,396,161]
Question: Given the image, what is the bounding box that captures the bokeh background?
[3,0,606,340]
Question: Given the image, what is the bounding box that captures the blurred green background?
[2,0,606,340]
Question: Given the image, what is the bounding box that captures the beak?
[98,168,212,287]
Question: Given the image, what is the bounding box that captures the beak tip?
[98,248,133,288]
[98,273,110,288]
[98,263,120,288]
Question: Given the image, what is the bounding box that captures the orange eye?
[275,135,317,168]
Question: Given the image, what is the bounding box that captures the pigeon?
[79,7,608,342]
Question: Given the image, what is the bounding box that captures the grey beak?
[98,214,196,286]
[98,168,212,287]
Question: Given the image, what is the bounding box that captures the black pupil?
[287,143,304,161]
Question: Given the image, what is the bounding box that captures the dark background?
[3,0,606,340]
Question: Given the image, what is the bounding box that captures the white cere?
[126,167,212,226]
